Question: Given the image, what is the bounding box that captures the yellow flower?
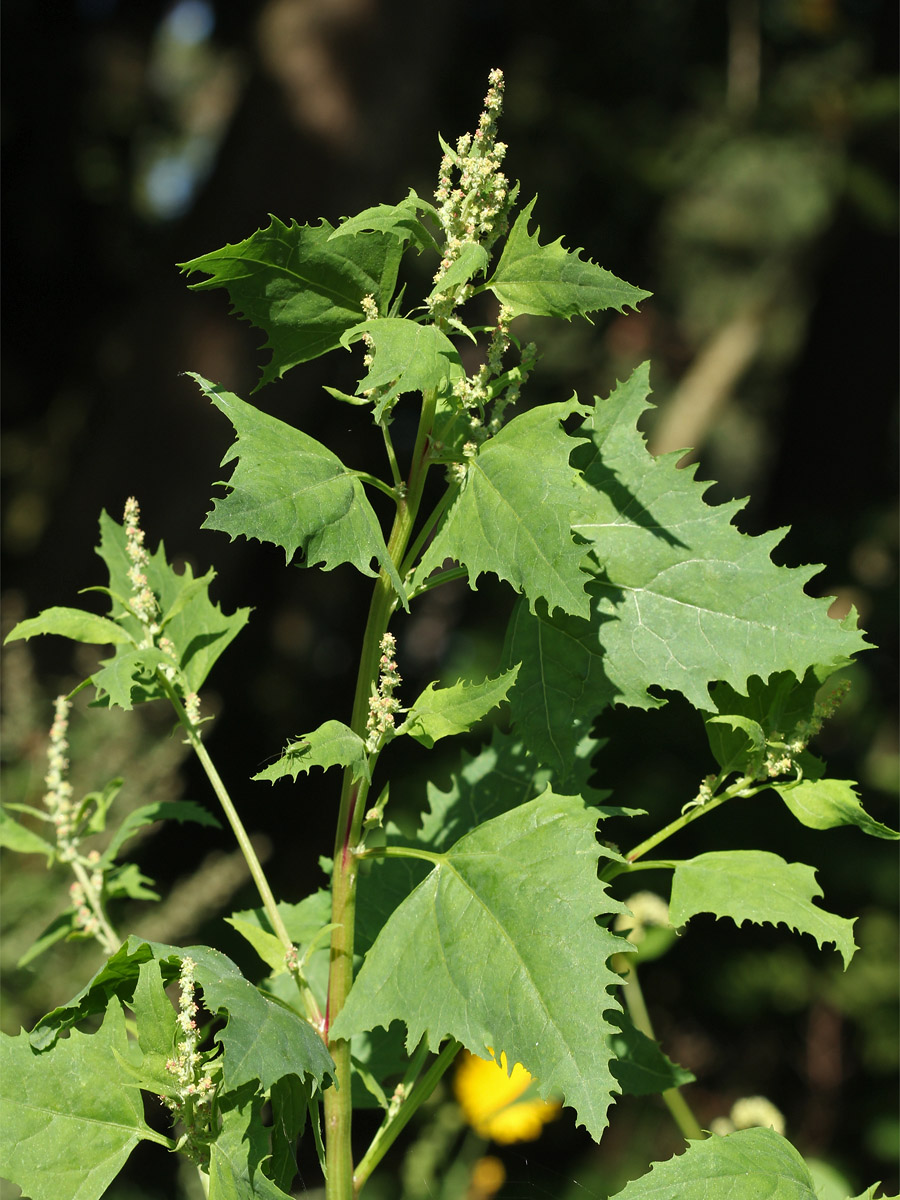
[453,1049,561,1144]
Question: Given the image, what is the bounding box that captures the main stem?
[324,392,437,1199]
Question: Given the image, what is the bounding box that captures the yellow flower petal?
[453,1049,561,1144]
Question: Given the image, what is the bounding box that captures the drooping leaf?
[1,1001,170,1200]
[179,216,404,388]
[4,607,132,648]
[775,778,898,839]
[606,1010,695,1098]
[331,189,440,254]
[0,808,54,858]
[190,374,406,603]
[340,317,465,421]
[487,197,650,321]
[668,850,856,968]
[506,366,867,768]
[253,720,370,784]
[610,1127,818,1200]
[268,1073,310,1192]
[399,666,520,748]
[128,958,179,1099]
[208,1083,296,1200]
[332,790,634,1141]
[415,398,592,617]
[17,911,82,968]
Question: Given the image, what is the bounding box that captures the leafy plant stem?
[325,389,438,1199]
[353,1038,462,1193]
[612,951,704,1142]
[617,775,760,868]
[157,674,323,1029]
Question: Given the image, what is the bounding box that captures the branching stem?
[324,390,438,1199]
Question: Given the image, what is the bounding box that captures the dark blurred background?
[1,2,897,1197]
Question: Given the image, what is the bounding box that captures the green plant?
[1,70,895,1200]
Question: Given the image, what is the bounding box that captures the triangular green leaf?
[572,365,868,710]
[332,790,633,1141]
[610,1127,817,1199]
[1,1001,169,1200]
[340,317,465,421]
[487,197,650,320]
[415,398,592,617]
[253,720,370,784]
[668,850,856,968]
[399,666,520,748]
[191,374,406,604]
[4,607,132,648]
[775,778,898,839]
[505,367,868,768]
[179,216,403,388]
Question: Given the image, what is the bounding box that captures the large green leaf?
[399,666,519,748]
[611,1127,818,1199]
[332,790,633,1141]
[1,1001,170,1200]
[415,398,592,617]
[506,366,867,769]
[340,317,465,422]
[253,720,370,784]
[179,216,403,388]
[487,197,650,320]
[668,850,856,968]
[191,374,405,602]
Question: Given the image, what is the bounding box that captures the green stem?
[382,424,403,491]
[406,565,469,602]
[324,390,438,1200]
[399,480,460,580]
[618,775,759,868]
[612,952,704,1142]
[353,1039,462,1194]
[70,856,120,956]
[158,675,324,1032]
[353,470,402,503]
